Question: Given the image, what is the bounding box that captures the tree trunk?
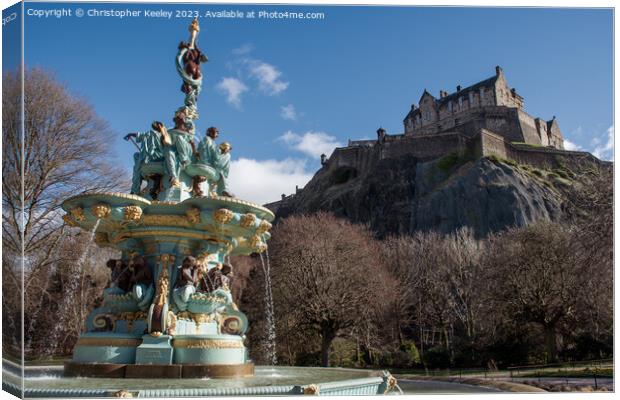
[321,333,334,367]
[544,325,558,363]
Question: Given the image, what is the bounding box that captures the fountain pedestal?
[135,334,174,364]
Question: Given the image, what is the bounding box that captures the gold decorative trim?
[303,385,320,395]
[256,220,272,234]
[213,208,234,224]
[113,390,134,398]
[110,230,230,244]
[177,311,215,325]
[150,200,178,205]
[92,203,112,219]
[124,205,143,221]
[76,338,142,347]
[186,207,201,224]
[249,235,267,252]
[173,338,243,349]
[70,207,86,222]
[186,195,275,221]
[384,373,398,394]
[154,255,172,306]
[142,214,193,228]
[239,213,257,228]
[62,214,78,227]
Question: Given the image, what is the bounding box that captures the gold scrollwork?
[124,205,143,222]
[186,207,201,224]
[118,311,147,332]
[239,213,257,228]
[91,203,112,219]
[70,207,86,222]
[213,208,234,224]
[173,338,243,349]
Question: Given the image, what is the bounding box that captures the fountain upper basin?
[61,192,274,255]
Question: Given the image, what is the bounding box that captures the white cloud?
[563,139,582,151]
[592,125,614,161]
[280,104,297,121]
[279,130,343,158]
[216,77,248,109]
[232,44,254,55]
[229,158,313,205]
[248,60,289,95]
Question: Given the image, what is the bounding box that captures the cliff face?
[275,155,569,237]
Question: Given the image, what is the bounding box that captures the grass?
[436,152,462,172]
[486,154,518,167]
[511,142,547,149]
[519,368,613,379]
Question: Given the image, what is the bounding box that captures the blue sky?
[6,2,614,203]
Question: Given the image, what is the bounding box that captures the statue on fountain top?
[125,18,237,201]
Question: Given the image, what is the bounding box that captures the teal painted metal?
[172,334,246,365]
[8,371,389,397]
[72,333,142,364]
[135,334,174,365]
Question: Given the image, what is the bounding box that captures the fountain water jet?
[259,251,277,365]
[46,218,101,357]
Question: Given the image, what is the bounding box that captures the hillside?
[272,154,579,237]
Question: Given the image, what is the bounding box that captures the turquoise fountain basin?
[3,361,404,397]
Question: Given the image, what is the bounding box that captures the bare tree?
[2,68,125,357]
[484,222,587,363]
[268,212,389,367]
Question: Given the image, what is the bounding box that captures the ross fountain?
[1,20,401,397]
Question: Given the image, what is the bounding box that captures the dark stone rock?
[276,155,566,238]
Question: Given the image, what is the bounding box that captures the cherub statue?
[212,142,233,197]
[196,127,234,197]
[153,109,197,188]
[124,122,165,195]
[105,258,131,293]
[172,256,198,311]
[198,262,234,293]
[128,255,154,309]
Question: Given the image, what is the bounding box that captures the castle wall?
[516,109,544,145]
[479,129,599,170]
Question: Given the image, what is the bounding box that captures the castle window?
[458,97,463,108]
[448,101,453,112]
[480,87,485,99]
[469,92,474,106]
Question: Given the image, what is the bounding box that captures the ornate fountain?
[20,20,404,396]
[61,19,273,379]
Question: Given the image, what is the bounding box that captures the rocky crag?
[268,153,582,238]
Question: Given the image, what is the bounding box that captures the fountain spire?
[176,18,208,133]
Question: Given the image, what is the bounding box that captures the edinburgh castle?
[266,66,604,231]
